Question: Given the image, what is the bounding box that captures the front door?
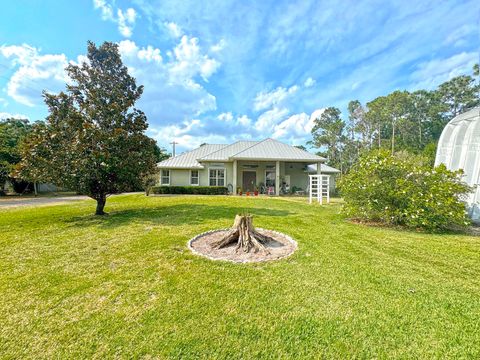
[242,171,256,192]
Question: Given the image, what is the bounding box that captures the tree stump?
[211,214,275,253]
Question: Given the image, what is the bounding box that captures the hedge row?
[151,186,229,195]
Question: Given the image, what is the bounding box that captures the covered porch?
[231,160,323,196]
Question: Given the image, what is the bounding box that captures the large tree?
[17,41,158,215]
[438,75,479,118]
[369,91,410,153]
[0,118,31,194]
[153,144,170,162]
[310,107,345,168]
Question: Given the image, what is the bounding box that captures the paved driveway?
[0,195,90,209]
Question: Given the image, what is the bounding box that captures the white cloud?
[137,45,162,63]
[210,39,226,53]
[304,77,315,87]
[0,44,68,107]
[93,0,113,20]
[92,1,136,38]
[148,119,201,149]
[149,119,227,150]
[117,8,137,38]
[0,36,220,134]
[254,107,289,131]
[164,22,183,38]
[309,108,325,122]
[0,43,38,65]
[0,112,30,120]
[217,112,233,122]
[444,24,476,47]
[253,85,298,111]
[272,113,309,138]
[169,35,220,82]
[411,52,478,90]
[117,38,220,135]
[272,108,324,140]
[237,114,251,127]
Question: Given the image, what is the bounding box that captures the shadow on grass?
[64,204,294,229]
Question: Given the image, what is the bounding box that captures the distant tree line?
[310,64,480,172]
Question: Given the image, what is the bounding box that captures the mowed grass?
[0,194,479,358]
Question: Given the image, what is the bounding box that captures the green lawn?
[1,194,479,358]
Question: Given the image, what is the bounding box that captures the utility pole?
[170,141,178,157]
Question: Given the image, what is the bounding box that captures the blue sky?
[1,0,479,153]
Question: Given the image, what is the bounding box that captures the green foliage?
[143,172,159,196]
[151,185,228,195]
[153,144,170,162]
[16,41,158,214]
[309,64,480,173]
[438,75,479,117]
[339,150,471,231]
[293,145,307,151]
[310,107,345,168]
[422,142,437,167]
[0,118,31,193]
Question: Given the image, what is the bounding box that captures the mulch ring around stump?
[188,228,297,263]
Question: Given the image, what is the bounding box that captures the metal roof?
[157,144,226,169]
[199,141,258,161]
[307,163,341,173]
[158,138,325,168]
[231,138,325,162]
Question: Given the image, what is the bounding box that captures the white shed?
[435,107,480,221]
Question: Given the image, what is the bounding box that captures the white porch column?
[275,160,280,196]
[317,162,322,174]
[233,160,238,195]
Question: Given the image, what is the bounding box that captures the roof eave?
[231,157,325,162]
[157,165,205,169]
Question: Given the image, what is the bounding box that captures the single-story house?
[157,138,340,195]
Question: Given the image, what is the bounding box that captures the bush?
[338,150,472,231]
[151,186,229,195]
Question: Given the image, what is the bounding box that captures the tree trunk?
[95,195,107,215]
[211,214,274,254]
[391,120,395,154]
[378,124,381,148]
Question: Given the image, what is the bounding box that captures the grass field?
[1,194,479,358]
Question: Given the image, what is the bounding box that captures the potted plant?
[237,187,242,196]
[254,187,259,196]
[246,191,250,196]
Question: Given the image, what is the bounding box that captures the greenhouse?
[435,107,480,222]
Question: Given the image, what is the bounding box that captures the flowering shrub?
[338,150,472,231]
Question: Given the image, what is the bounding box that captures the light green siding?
[171,170,191,186]
[159,161,336,194]
[236,161,278,190]
[285,162,310,190]
[235,161,311,191]
[160,163,234,189]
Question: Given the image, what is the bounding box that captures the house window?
[161,170,170,185]
[190,170,199,185]
[209,168,225,186]
[265,170,276,187]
